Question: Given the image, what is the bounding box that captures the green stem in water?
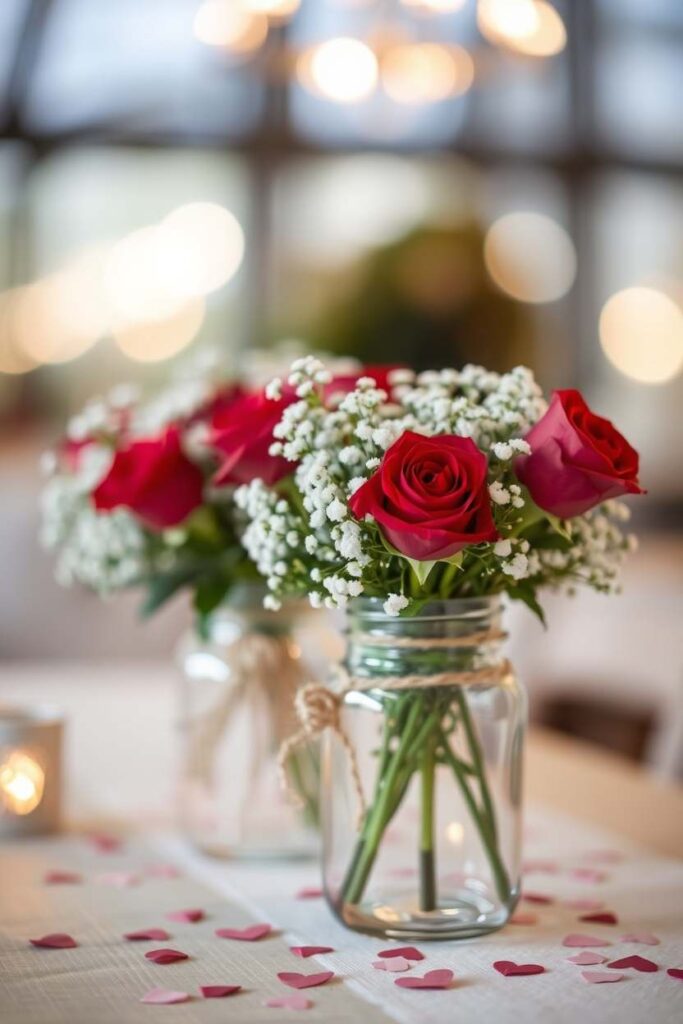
[455,689,498,845]
[419,735,437,911]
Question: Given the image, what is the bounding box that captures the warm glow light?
[158,202,245,299]
[0,751,45,815]
[193,1,268,54]
[114,297,205,363]
[382,43,473,104]
[446,821,465,844]
[484,211,576,304]
[504,1,566,57]
[402,0,467,10]
[104,226,179,325]
[0,291,39,374]
[599,287,683,385]
[244,0,300,19]
[478,0,539,44]
[301,37,379,104]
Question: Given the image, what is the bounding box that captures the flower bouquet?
[237,356,642,936]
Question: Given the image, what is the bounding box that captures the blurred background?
[0,1,681,776]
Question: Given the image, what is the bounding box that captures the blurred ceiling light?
[104,226,181,325]
[0,291,39,375]
[599,287,683,385]
[503,1,566,57]
[382,43,473,104]
[402,0,467,11]
[13,265,106,365]
[300,37,378,104]
[159,202,245,299]
[193,1,268,54]
[478,0,539,45]
[115,298,206,363]
[484,211,576,304]
[245,0,300,19]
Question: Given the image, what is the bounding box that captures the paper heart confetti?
[395,969,454,989]
[140,988,189,1005]
[87,832,122,853]
[373,957,412,972]
[522,859,559,874]
[144,948,189,965]
[607,955,658,973]
[510,911,539,925]
[493,961,545,977]
[124,928,171,942]
[264,994,312,1010]
[277,971,334,990]
[562,934,611,948]
[579,912,618,926]
[522,892,553,905]
[567,952,608,966]
[581,971,624,984]
[563,899,604,911]
[582,850,622,864]
[377,946,424,961]
[145,864,181,880]
[291,946,334,958]
[44,870,82,884]
[667,968,683,980]
[570,868,607,884]
[97,872,140,888]
[620,932,660,945]
[200,985,241,998]
[167,908,204,923]
[30,933,78,949]
[295,887,323,899]
[216,924,272,942]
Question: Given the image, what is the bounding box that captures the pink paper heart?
[44,870,82,885]
[97,871,139,888]
[563,933,611,948]
[522,892,553,904]
[145,864,181,879]
[264,994,312,1010]
[493,960,545,977]
[581,970,624,984]
[563,899,604,911]
[277,971,334,990]
[395,969,454,989]
[567,952,608,966]
[295,887,323,899]
[607,955,658,973]
[579,912,618,925]
[140,988,189,1005]
[200,985,241,998]
[291,946,334,958]
[216,923,272,942]
[87,832,122,853]
[522,859,559,874]
[570,868,607,884]
[620,932,660,945]
[667,968,683,980]
[373,957,412,972]
[30,933,78,949]
[510,911,538,925]
[166,908,204,923]
[144,948,189,965]
[124,928,171,942]
[377,946,424,961]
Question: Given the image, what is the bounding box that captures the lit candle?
[0,708,63,837]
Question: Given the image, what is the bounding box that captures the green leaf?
[139,565,198,618]
[406,558,438,586]
[508,583,547,627]
[546,513,572,541]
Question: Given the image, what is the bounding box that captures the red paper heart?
[167,908,204,923]
[395,969,454,990]
[494,960,545,977]
[200,985,241,998]
[295,887,323,899]
[44,871,82,885]
[291,946,334,958]
[522,892,553,905]
[579,912,618,925]
[377,946,424,961]
[215,924,272,942]
[667,968,683,980]
[88,832,122,853]
[145,948,189,965]
[124,928,171,942]
[608,955,658,973]
[30,933,78,949]
[140,988,189,1005]
[277,971,334,990]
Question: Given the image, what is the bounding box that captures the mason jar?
[322,596,525,939]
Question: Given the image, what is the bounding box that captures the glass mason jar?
[322,596,524,940]
[177,585,339,859]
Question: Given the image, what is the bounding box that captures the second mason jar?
[322,596,525,939]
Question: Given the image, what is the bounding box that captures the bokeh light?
[114,297,206,363]
[478,0,540,45]
[300,38,379,104]
[599,287,683,385]
[244,0,300,19]
[402,0,467,11]
[0,291,39,375]
[193,1,268,54]
[382,44,473,105]
[484,211,576,304]
[158,202,246,300]
[504,1,566,58]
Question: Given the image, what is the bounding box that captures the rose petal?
[295,887,323,899]
[579,912,618,925]
[493,960,545,977]
[215,924,272,942]
[30,933,78,949]
[290,946,334,958]
[200,985,241,998]
[145,948,189,965]
[377,946,424,961]
[567,952,608,966]
[166,908,204,923]
[277,971,334,990]
[44,871,82,885]
[140,988,189,1005]
[510,911,539,925]
[563,933,611,948]
[124,928,171,942]
[620,932,660,945]
[607,955,658,973]
[522,892,554,905]
[581,971,625,984]
[395,969,454,989]
[667,968,683,980]
[373,957,412,972]
[264,994,312,1010]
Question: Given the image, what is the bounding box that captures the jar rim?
[346,595,502,622]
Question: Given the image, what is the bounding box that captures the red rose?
[211,390,292,487]
[92,427,204,529]
[349,430,498,561]
[324,365,405,404]
[514,389,644,518]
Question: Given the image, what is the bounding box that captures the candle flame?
[0,751,45,815]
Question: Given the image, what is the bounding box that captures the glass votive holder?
[0,706,63,838]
